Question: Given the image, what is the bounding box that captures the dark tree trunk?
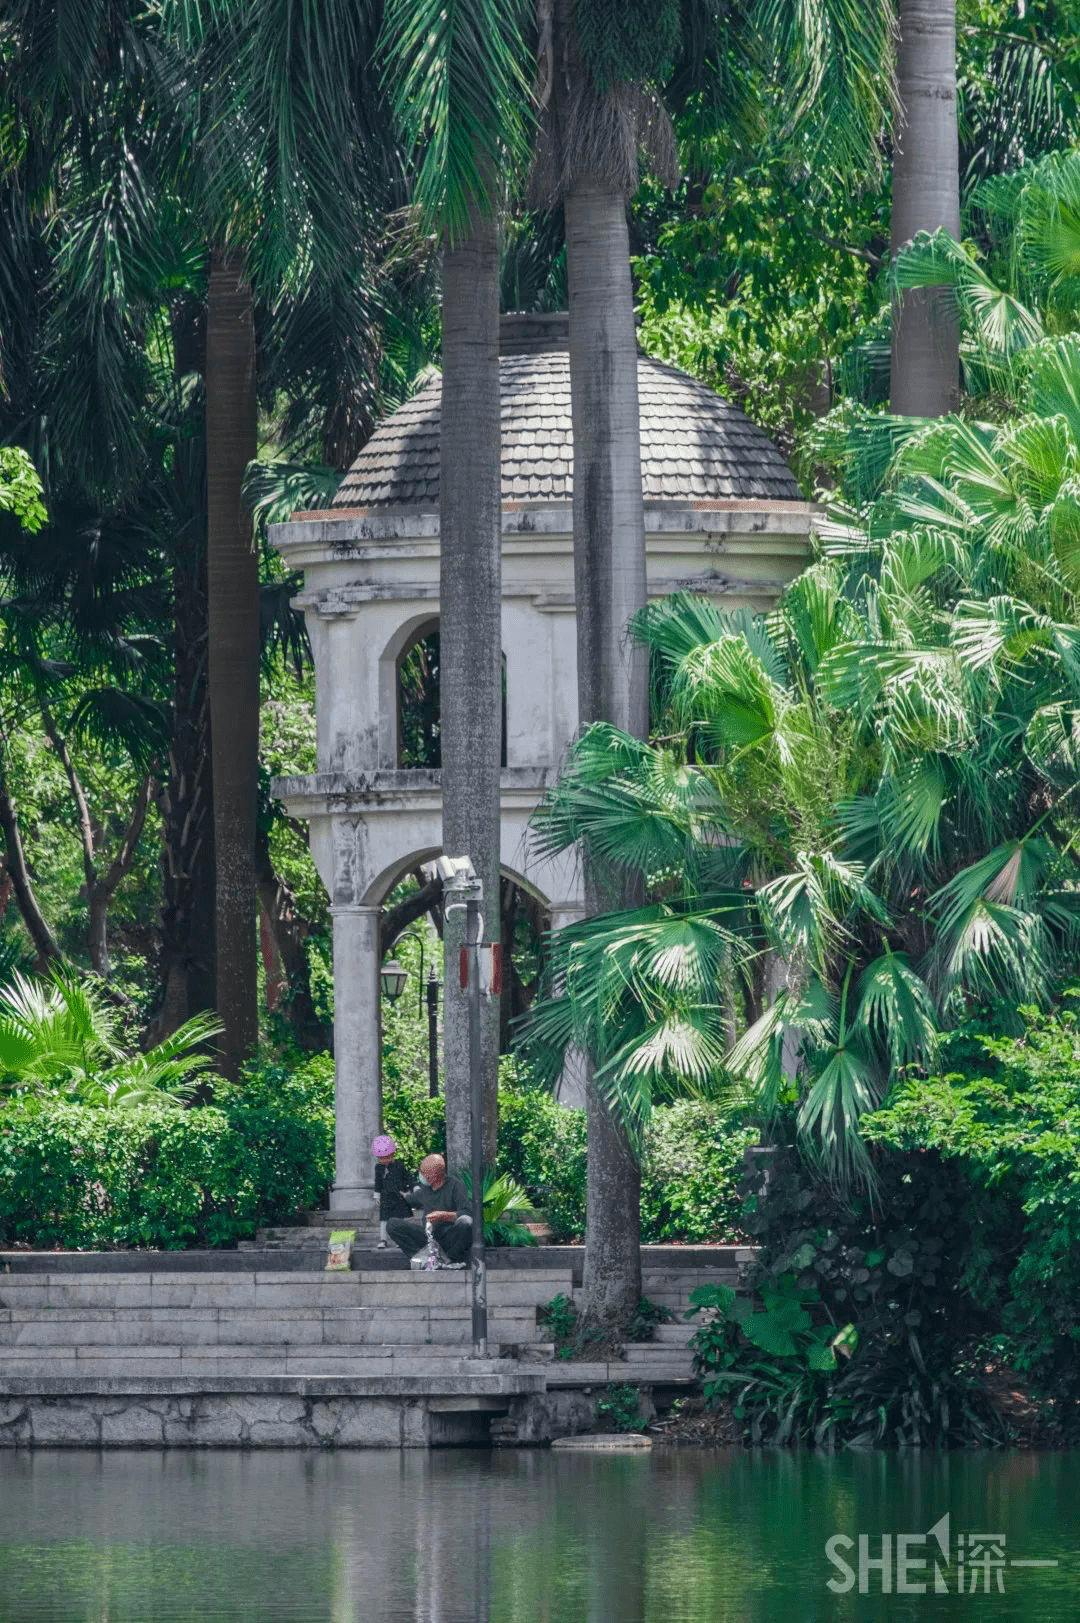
[254,822,329,1051]
[0,751,60,969]
[565,180,649,1329]
[380,877,442,959]
[152,300,217,1042]
[205,247,259,1077]
[439,211,502,1173]
[890,0,961,415]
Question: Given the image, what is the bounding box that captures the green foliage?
[497,1087,588,1241]
[497,1090,750,1243]
[0,1053,334,1249]
[460,1166,536,1246]
[635,153,879,487]
[380,1080,446,1175]
[540,1291,578,1346]
[527,445,1080,1183]
[541,1291,668,1364]
[0,448,47,533]
[690,1151,1012,1446]
[378,0,534,241]
[626,1295,674,1342]
[867,992,1080,1398]
[0,969,221,1106]
[595,1382,647,1433]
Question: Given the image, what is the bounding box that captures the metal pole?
[466,889,487,1359]
[427,963,439,1098]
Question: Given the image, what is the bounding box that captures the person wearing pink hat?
[371,1135,413,1249]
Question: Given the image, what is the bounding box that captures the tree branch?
[380,877,443,958]
[0,741,60,968]
[98,773,154,902]
[39,700,97,895]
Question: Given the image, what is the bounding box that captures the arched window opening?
[398,624,441,767]
[396,619,507,768]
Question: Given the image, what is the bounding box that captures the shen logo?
[825,1512,1059,1595]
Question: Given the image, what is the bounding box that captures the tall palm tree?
[889,0,961,414]
[382,0,533,1169]
[526,0,896,1327]
[204,246,259,1072]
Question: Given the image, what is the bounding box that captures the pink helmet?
[371,1135,396,1158]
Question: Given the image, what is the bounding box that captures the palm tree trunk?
[152,299,217,1042]
[565,181,648,1329]
[890,0,961,416]
[205,247,259,1077]
[439,211,502,1173]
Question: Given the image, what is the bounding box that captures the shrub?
[866,994,1080,1402]
[0,1052,334,1249]
[380,1079,446,1175]
[497,1089,752,1243]
[687,1276,1006,1448]
[639,1100,756,1243]
[497,1088,588,1240]
[596,1383,647,1433]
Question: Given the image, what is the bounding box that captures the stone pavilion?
[270,312,812,1217]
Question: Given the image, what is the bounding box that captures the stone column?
[329,903,382,1222]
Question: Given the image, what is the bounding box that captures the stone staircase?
[0,1268,563,1379]
[0,1248,748,1445]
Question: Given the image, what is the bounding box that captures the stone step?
[0,1341,514,1364]
[621,1345,695,1373]
[0,1310,543,1348]
[642,1323,696,1347]
[1,1348,515,1380]
[0,1272,572,1312]
[526,1360,697,1387]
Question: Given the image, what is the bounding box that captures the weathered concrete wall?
[0,1392,445,1448]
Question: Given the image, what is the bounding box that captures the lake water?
[0,1447,1075,1622]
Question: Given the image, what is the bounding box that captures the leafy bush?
[687,1274,1007,1448]
[708,1137,1019,1446]
[380,1079,446,1176]
[866,995,1080,1401]
[460,1168,537,1247]
[639,1101,756,1243]
[497,1088,588,1240]
[688,1277,857,1445]
[627,1296,674,1342]
[596,1383,647,1433]
[540,1292,578,1347]
[0,1053,334,1248]
[498,1089,751,1243]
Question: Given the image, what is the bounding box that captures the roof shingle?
[333,349,802,510]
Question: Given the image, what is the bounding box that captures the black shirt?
[375,1160,414,1219]
[404,1173,469,1221]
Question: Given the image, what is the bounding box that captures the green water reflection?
[0,1447,1075,1622]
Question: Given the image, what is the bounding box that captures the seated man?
[386,1153,473,1266]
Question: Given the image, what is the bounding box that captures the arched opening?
[395,619,508,769]
[370,850,550,1057]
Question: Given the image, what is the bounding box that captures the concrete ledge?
[0,1371,545,1398]
[1,1244,755,1277]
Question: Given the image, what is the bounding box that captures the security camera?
[434,854,477,884]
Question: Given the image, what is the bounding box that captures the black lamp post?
[426,962,439,1098]
[381,942,440,1098]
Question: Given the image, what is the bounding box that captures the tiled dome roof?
[333,341,802,511]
